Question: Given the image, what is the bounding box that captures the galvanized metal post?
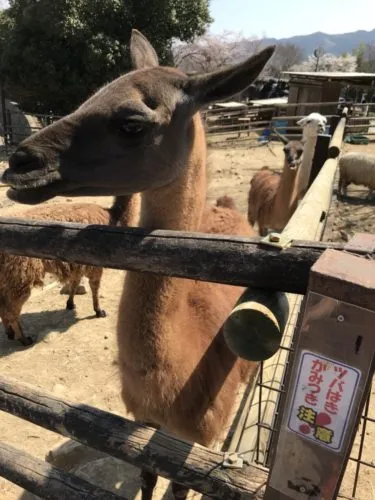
[264,233,375,500]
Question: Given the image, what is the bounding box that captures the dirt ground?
[0,139,374,499]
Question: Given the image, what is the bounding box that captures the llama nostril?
[9,148,40,171]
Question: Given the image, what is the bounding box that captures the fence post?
[0,83,9,151]
[308,134,331,188]
[329,115,340,136]
[263,233,375,500]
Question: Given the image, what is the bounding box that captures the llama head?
[283,140,304,170]
[3,30,275,205]
[297,113,327,138]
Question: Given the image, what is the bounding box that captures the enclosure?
[0,103,374,500]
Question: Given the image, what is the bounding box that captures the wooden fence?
[203,101,375,142]
[0,108,374,499]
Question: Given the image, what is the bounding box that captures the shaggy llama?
[0,195,139,346]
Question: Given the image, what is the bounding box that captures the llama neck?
[109,194,140,227]
[119,114,207,355]
[140,114,206,231]
[297,135,317,196]
[274,160,299,216]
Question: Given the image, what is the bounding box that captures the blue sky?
[210,0,375,38]
[0,0,373,39]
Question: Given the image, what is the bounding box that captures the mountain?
[262,29,375,56]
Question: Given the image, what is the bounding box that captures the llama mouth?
[6,181,69,204]
[6,181,136,204]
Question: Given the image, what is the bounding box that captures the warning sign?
[288,350,361,451]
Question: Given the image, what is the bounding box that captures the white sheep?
[338,152,375,198]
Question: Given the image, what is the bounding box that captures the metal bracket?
[222,452,244,469]
[260,232,293,249]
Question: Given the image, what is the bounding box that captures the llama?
[248,132,304,236]
[0,195,139,346]
[3,30,275,498]
[296,112,327,198]
[338,152,375,198]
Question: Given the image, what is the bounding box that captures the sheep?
[338,152,375,198]
[0,195,139,346]
[248,135,305,236]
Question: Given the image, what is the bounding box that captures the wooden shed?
[283,71,375,115]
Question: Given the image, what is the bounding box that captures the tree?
[0,0,212,114]
[354,42,375,73]
[173,32,262,74]
[312,46,326,71]
[264,43,303,78]
[353,43,366,70]
[293,52,357,73]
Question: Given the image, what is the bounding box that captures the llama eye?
[120,122,145,134]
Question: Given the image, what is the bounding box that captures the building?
[283,72,375,116]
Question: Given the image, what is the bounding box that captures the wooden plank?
[0,219,373,294]
[262,157,337,247]
[0,376,268,500]
[328,111,348,158]
[0,441,125,500]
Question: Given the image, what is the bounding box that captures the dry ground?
[0,138,374,499]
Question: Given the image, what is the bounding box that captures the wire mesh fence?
[241,296,375,500]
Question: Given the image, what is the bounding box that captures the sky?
[210,0,375,39]
[0,0,373,39]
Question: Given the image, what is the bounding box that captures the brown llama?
[3,30,275,498]
[248,133,305,236]
[0,195,139,346]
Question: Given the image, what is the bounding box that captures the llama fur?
[0,196,139,346]
[338,152,375,197]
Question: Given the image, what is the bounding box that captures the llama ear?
[297,117,306,127]
[130,29,159,70]
[184,46,276,107]
[272,127,289,145]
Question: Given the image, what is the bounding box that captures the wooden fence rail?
[0,441,125,500]
[0,219,373,294]
[0,376,268,500]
